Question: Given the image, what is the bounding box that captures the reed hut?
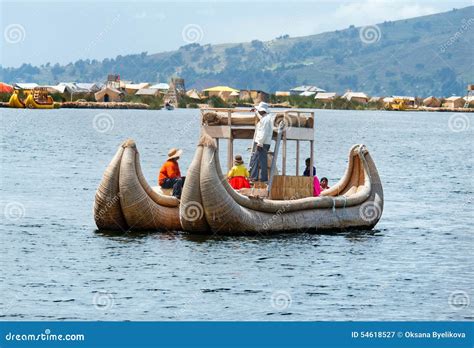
[95,87,124,102]
[14,83,39,90]
[136,88,160,97]
[186,89,202,100]
[202,86,239,101]
[124,83,150,95]
[290,85,325,96]
[314,92,337,102]
[239,89,269,103]
[343,91,369,104]
[443,96,465,108]
[465,96,474,107]
[423,96,441,107]
[149,83,170,92]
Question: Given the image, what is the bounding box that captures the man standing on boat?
[159,148,184,199]
[250,102,273,183]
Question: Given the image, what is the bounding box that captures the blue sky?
[1,0,472,68]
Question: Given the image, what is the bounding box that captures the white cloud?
[333,0,439,27]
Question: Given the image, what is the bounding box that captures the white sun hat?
[255,101,270,114]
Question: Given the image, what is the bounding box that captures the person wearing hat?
[249,102,273,183]
[227,154,250,190]
[158,148,184,198]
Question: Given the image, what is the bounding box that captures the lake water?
[0,108,472,320]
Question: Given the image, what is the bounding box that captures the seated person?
[320,177,330,191]
[228,155,251,190]
[303,158,320,197]
[159,148,185,199]
[303,157,316,177]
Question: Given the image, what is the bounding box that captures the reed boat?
[24,87,54,109]
[180,108,384,234]
[94,108,383,234]
[8,92,25,108]
[93,139,181,231]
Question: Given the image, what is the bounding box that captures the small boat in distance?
[164,101,174,110]
[24,87,54,109]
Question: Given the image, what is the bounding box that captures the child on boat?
[228,155,251,190]
[320,177,330,191]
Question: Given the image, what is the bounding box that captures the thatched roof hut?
[136,88,160,97]
[423,96,441,107]
[343,91,369,104]
[186,89,202,100]
[443,96,465,108]
[124,83,150,95]
[315,92,337,102]
[202,86,239,101]
[239,89,269,103]
[95,87,124,102]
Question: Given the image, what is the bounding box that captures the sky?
[1,0,472,68]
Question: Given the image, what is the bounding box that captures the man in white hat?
[249,102,273,183]
[159,148,184,198]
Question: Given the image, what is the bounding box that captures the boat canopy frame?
[200,107,315,183]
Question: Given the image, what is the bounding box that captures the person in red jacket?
[159,148,184,198]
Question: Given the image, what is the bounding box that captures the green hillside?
[1,6,473,96]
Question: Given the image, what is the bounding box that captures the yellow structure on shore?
[8,88,54,109]
[8,91,25,108]
[384,97,416,111]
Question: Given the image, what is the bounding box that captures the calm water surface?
[0,108,472,320]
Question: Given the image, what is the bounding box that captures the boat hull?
[94,140,181,231]
[24,94,54,109]
[8,93,25,108]
[94,136,384,234]
[180,133,383,234]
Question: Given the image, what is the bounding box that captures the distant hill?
[1,6,473,96]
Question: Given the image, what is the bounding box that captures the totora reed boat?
[94,108,383,234]
[8,91,26,108]
[93,139,181,231]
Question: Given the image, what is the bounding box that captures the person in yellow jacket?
[227,155,251,189]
